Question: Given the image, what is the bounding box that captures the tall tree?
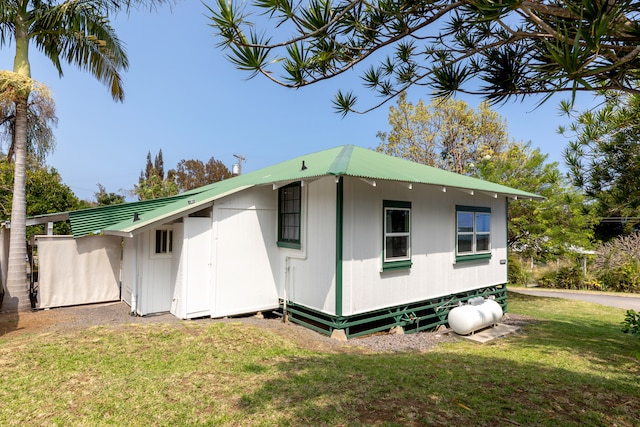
[376,94,592,260]
[376,93,508,175]
[154,149,165,180]
[94,183,125,206]
[474,142,593,260]
[0,158,80,238]
[210,1,640,115]
[0,72,57,164]
[135,150,178,200]
[142,149,165,180]
[0,0,170,312]
[172,157,232,191]
[562,93,640,239]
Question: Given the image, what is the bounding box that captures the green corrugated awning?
[68,194,193,238]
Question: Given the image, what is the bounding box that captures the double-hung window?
[278,182,301,249]
[456,205,491,261]
[383,200,412,271]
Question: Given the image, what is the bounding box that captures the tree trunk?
[3,97,30,312]
[3,10,32,312]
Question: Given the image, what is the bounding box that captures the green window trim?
[455,253,492,263]
[277,241,302,249]
[456,205,491,262]
[277,182,302,248]
[382,200,411,271]
[382,259,413,271]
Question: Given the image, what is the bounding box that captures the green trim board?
[282,285,507,339]
[335,177,344,317]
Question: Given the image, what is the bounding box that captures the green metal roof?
[68,194,192,238]
[67,145,542,238]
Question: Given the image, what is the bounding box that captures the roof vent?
[301,160,307,171]
[133,212,140,222]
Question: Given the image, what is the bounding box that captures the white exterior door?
[184,217,212,317]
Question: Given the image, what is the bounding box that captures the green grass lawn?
[1,291,638,426]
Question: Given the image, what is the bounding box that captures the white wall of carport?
[341,178,508,316]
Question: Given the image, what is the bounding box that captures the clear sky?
[1,1,601,202]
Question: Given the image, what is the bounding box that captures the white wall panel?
[170,223,185,318]
[285,177,337,314]
[211,186,279,317]
[36,235,121,309]
[342,178,508,316]
[121,237,134,306]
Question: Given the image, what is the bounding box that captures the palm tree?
[0,0,169,312]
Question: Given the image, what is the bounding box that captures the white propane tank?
[448,298,503,335]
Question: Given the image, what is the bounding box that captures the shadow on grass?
[236,347,640,427]
[0,310,20,337]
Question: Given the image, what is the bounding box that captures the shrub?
[594,233,640,293]
[536,264,602,291]
[622,309,640,339]
[508,256,532,286]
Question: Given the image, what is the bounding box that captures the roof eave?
[105,185,254,236]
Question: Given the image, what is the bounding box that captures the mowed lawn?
[1,292,638,426]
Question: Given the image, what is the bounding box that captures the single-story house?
[25,145,542,338]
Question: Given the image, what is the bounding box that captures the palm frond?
[31,1,128,102]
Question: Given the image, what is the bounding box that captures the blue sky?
[1,1,600,201]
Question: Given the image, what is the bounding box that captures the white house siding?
[341,178,508,316]
[211,186,280,317]
[284,177,337,314]
[170,223,186,318]
[121,236,134,307]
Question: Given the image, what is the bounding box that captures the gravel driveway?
[0,301,532,352]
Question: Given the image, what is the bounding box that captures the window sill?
[455,253,491,263]
[278,241,301,250]
[382,260,412,272]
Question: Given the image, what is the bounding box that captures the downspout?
[130,236,138,316]
[335,176,344,317]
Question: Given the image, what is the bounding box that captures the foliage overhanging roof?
[67,145,542,238]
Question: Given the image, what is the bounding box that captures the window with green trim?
[383,200,411,270]
[456,205,491,261]
[278,182,301,248]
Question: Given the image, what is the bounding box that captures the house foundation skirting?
[281,284,507,339]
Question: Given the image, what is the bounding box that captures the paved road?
[510,288,640,311]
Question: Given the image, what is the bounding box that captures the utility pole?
[233,153,246,175]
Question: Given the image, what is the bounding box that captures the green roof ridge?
[328,145,354,175]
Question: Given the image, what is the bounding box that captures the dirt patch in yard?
[0,301,534,353]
